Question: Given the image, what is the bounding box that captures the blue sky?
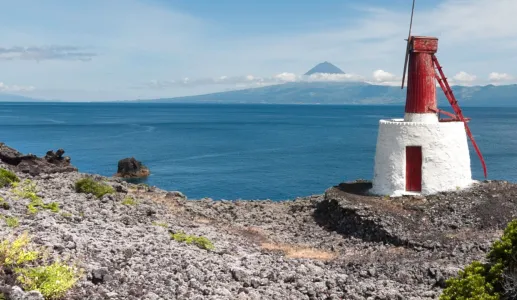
[0,0,516,101]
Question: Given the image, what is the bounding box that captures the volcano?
[304,61,345,75]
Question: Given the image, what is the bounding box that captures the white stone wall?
[370,118,473,196]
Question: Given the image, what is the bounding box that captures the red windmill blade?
[432,55,488,178]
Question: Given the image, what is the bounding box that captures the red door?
[406,146,422,192]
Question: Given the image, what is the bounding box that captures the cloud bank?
[489,72,514,82]
[143,72,365,89]
[0,46,96,62]
[0,82,35,92]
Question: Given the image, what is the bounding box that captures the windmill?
[370,0,487,196]
[400,0,487,179]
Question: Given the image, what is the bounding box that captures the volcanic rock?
[0,143,77,176]
[1,143,517,299]
[114,157,150,178]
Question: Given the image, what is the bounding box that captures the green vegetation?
[0,168,19,187]
[0,232,39,268]
[60,212,73,218]
[12,179,40,201]
[171,231,215,251]
[152,221,168,228]
[27,198,60,214]
[122,196,137,206]
[16,262,81,300]
[0,197,9,210]
[440,219,517,299]
[0,232,81,299]
[12,180,59,214]
[1,215,20,228]
[74,178,115,198]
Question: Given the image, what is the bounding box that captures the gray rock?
[7,287,44,300]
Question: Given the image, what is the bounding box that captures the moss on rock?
[74,178,115,199]
[0,168,19,188]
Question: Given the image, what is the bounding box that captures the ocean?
[0,103,516,200]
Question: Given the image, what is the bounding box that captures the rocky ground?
[1,144,516,300]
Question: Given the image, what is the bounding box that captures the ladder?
[432,55,488,178]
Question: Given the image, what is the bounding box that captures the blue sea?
[0,103,516,200]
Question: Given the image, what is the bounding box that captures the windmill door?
[406,146,422,192]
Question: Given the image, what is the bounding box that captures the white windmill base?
[370,118,475,196]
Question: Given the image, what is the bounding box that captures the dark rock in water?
[0,143,77,176]
[114,157,150,178]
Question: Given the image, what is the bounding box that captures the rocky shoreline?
[1,144,516,299]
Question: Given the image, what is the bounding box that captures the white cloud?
[489,72,513,82]
[306,73,363,82]
[143,71,366,89]
[274,72,298,82]
[0,82,35,92]
[372,70,397,82]
[453,71,477,83]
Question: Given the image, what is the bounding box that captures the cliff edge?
[0,144,515,299]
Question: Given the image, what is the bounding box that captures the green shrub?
[0,232,40,268]
[16,261,81,300]
[1,215,20,228]
[122,196,137,206]
[0,233,80,299]
[171,231,215,251]
[440,219,517,299]
[74,178,115,198]
[0,168,19,187]
[440,261,499,300]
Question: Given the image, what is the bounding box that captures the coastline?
[0,144,515,299]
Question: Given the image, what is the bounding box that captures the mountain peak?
[304,62,345,75]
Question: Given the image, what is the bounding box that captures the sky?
[0,0,516,101]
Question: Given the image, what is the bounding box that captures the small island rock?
[114,157,150,178]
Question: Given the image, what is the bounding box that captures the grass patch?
[28,199,60,214]
[16,262,82,300]
[60,212,73,218]
[12,179,39,201]
[0,168,19,188]
[122,196,137,206]
[12,180,59,214]
[171,231,215,251]
[1,215,20,228]
[74,178,115,198]
[152,221,168,228]
[261,242,337,261]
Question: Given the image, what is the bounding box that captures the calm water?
[0,103,516,200]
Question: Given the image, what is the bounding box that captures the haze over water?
[0,103,515,200]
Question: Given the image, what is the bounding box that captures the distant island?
[145,82,517,107]
[1,62,516,106]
